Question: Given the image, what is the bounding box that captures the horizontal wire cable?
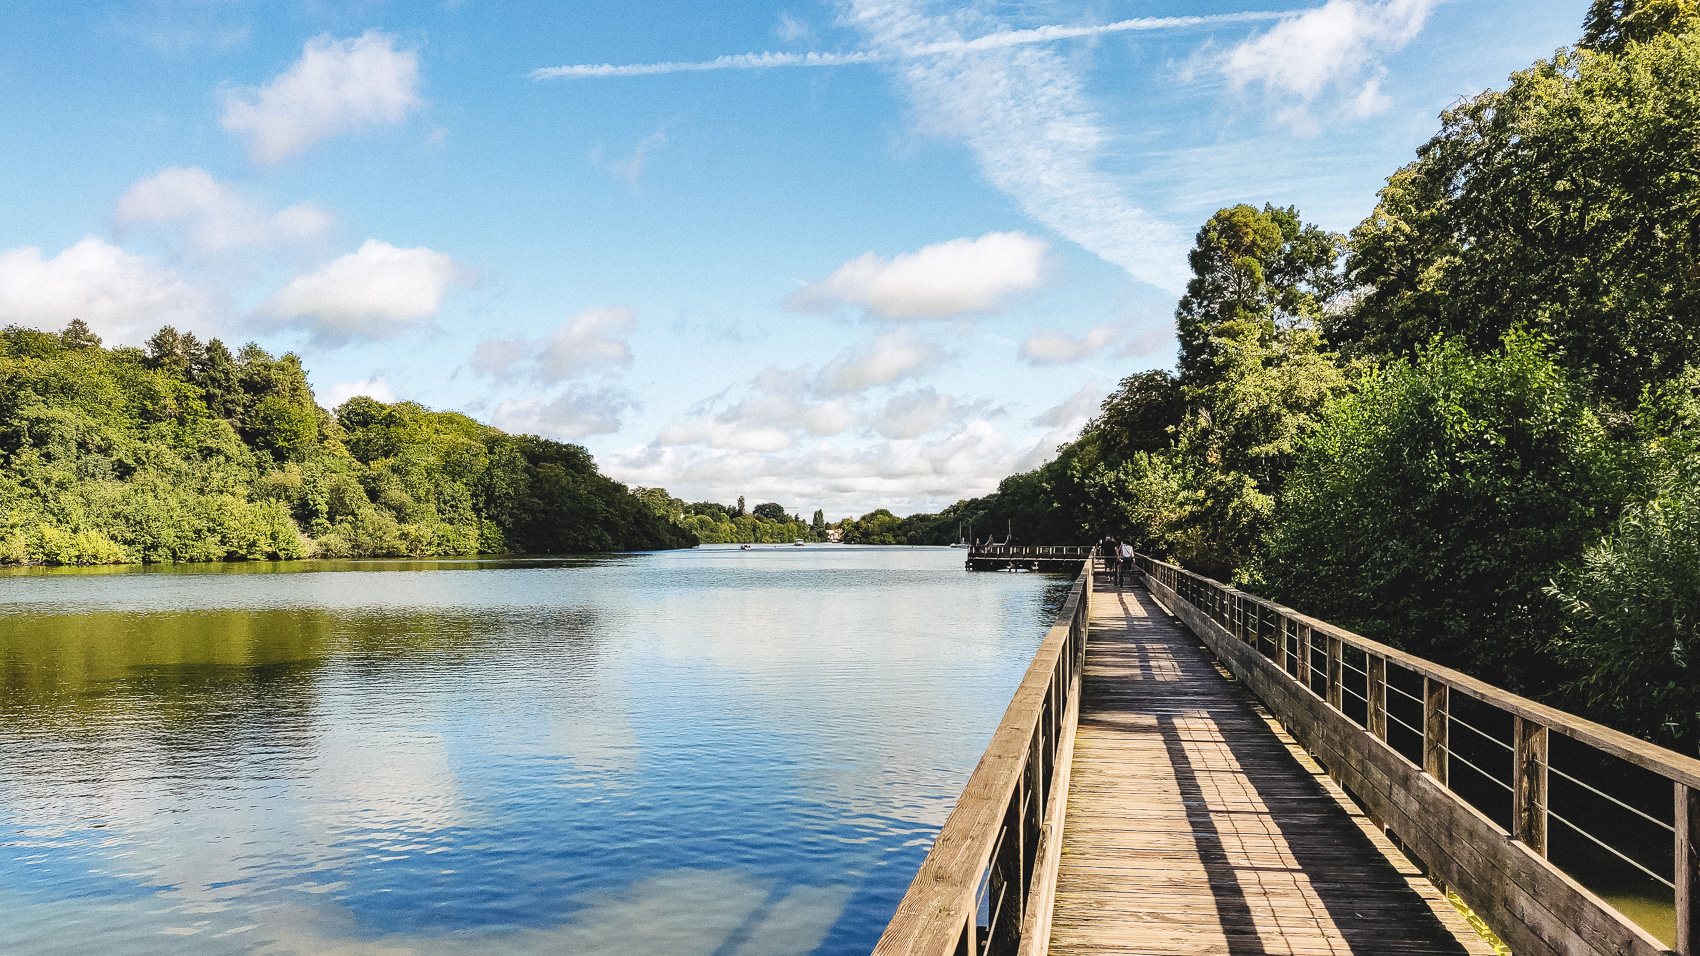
[1547,764,1676,833]
[1448,750,1513,793]
[1450,715,1514,753]
[1547,808,1676,890]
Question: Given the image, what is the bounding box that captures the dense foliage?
[886,10,1700,750]
[1256,332,1627,693]
[0,322,694,564]
[632,490,827,544]
[1337,31,1700,405]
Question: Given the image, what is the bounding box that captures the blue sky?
[0,0,1583,517]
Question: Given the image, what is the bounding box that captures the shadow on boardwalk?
[1047,579,1493,956]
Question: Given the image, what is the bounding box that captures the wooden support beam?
[1680,784,1700,956]
[1512,717,1547,856]
[1327,635,1343,710]
[1368,655,1387,740]
[1424,679,1449,785]
[1298,624,1313,696]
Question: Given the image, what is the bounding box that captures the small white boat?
[793,539,805,546]
[739,544,752,550]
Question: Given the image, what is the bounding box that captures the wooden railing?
[970,545,1095,558]
[873,562,1093,956]
[1136,553,1700,956]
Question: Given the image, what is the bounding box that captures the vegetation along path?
[1048,576,1494,955]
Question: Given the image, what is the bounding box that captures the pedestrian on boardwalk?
[1100,534,1116,578]
[1117,540,1134,587]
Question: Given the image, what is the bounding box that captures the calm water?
[0,546,1067,955]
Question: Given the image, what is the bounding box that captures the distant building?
[825,528,843,542]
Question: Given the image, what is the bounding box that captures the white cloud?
[531,12,1288,78]
[608,419,1027,515]
[787,232,1048,319]
[776,12,818,45]
[472,306,636,383]
[0,237,211,342]
[322,377,397,408]
[877,388,974,439]
[844,1,1189,292]
[1019,381,1104,471]
[820,328,942,394]
[589,129,669,189]
[1019,324,1124,366]
[115,167,333,254]
[259,239,468,341]
[492,387,632,440]
[1033,381,1103,429]
[1221,0,1438,123]
[540,306,635,380]
[221,30,422,164]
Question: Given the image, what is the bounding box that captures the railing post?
[1298,624,1313,694]
[1512,718,1548,856]
[1368,655,1386,740]
[1680,784,1700,956]
[1276,615,1289,676]
[1326,635,1343,710]
[1424,679,1449,785]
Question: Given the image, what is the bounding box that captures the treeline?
[633,490,829,544]
[0,321,694,565]
[904,5,1700,752]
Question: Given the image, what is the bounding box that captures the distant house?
[825,528,843,542]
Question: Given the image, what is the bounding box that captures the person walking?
[1117,540,1134,587]
[1100,534,1116,578]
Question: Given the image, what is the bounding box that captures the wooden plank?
[1141,565,1673,956]
[1513,717,1548,856]
[1047,576,1493,956]
[1679,784,1699,956]
[874,565,1092,956]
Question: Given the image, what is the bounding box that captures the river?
[0,545,1068,955]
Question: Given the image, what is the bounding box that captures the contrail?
[531,11,1292,80]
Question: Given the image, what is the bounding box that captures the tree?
[58,319,100,350]
[1090,370,1183,460]
[1176,204,1344,392]
[1548,462,1700,750]
[242,393,317,463]
[1338,33,1700,404]
[1582,0,1699,53]
[1256,331,1627,692]
[752,501,787,522]
[811,509,825,532]
[735,495,746,517]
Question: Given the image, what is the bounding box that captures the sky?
[0,0,1585,518]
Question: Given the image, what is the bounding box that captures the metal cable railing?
[873,562,1093,956]
[1132,552,1700,956]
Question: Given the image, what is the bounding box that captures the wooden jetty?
[965,544,1095,572]
[874,555,1700,956]
[1049,580,1488,955]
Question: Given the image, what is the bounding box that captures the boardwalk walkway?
[1048,576,1496,955]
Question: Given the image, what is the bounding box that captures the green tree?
[1582,0,1699,53]
[1176,203,1344,392]
[752,501,787,522]
[1548,462,1700,750]
[1257,331,1627,691]
[1338,33,1700,403]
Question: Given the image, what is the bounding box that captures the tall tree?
[1582,0,1699,52]
[1339,32,1700,404]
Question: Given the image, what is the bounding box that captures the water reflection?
[0,547,1062,954]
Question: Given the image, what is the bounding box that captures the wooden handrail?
[1135,553,1697,956]
[874,562,1092,956]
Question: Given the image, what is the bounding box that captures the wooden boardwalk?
[1048,577,1497,956]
